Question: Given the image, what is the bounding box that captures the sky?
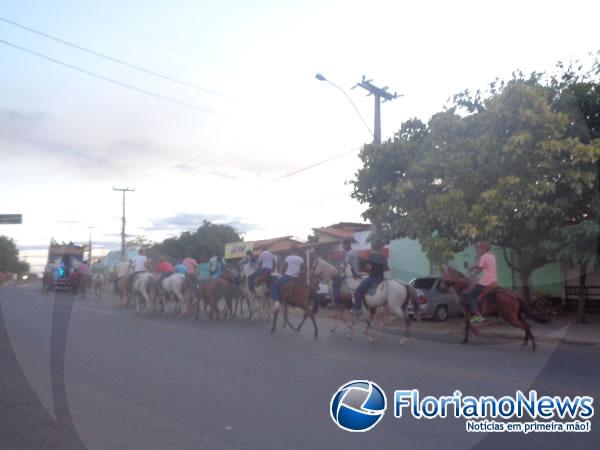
[1,0,598,272]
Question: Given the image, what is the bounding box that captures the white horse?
[156,273,192,315]
[239,263,279,321]
[312,257,417,342]
[355,278,416,342]
[92,273,103,301]
[132,272,158,315]
[311,258,362,333]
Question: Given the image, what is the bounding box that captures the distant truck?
[46,242,85,290]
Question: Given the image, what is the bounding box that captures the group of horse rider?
[243,245,305,312]
[67,258,107,287]
[107,235,498,325]
[319,237,498,326]
[111,249,230,297]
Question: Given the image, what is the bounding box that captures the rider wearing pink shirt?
[468,241,497,324]
[182,256,198,275]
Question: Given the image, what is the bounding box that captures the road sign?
[0,214,22,224]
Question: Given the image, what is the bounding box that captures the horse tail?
[405,283,419,306]
[518,298,550,324]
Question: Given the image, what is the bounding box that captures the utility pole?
[352,76,400,144]
[113,187,135,259]
[353,76,400,239]
[87,226,95,263]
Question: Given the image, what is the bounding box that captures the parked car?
[408,277,463,321]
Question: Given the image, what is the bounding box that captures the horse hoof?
[399,337,407,345]
[330,328,336,333]
[346,334,352,340]
[270,328,275,334]
[368,337,374,343]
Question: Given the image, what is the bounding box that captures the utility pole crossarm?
[353,75,400,145]
[355,77,398,102]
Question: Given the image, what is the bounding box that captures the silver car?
[408,277,463,321]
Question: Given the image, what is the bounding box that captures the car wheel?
[434,305,448,322]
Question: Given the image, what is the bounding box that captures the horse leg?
[135,293,142,315]
[331,305,342,333]
[379,311,388,342]
[462,309,471,344]
[271,308,279,333]
[296,308,309,333]
[310,309,318,338]
[246,297,253,322]
[297,305,318,338]
[195,295,201,320]
[281,303,288,329]
[232,296,238,318]
[227,298,234,319]
[505,315,535,351]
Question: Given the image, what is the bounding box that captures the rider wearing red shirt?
[155,260,175,288]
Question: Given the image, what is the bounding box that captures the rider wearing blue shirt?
[174,263,188,275]
[352,241,388,314]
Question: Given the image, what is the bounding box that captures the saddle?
[157,272,175,289]
[256,272,275,288]
[367,278,385,296]
[477,282,499,306]
[280,277,297,292]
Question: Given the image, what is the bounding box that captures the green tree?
[126,235,154,251]
[550,59,600,322]
[0,236,29,274]
[151,221,242,262]
[352,70,600,302]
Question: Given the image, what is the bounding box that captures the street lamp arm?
[315,73,374,139]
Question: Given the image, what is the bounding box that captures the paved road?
[1,283,599,450]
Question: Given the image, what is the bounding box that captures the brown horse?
[271,278,319,338]
[442,267,549,351]
[75,273,93,299]
[196,277,239,320]
[115,276,129,307]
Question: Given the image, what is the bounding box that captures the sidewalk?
[315,306,600,346]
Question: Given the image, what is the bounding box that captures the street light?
[315,73,374,139]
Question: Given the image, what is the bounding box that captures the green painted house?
[389,239,563,297]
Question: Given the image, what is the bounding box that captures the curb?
[313,310,599,347]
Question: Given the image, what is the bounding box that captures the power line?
[0,16,229,99]
[264,147,360,184]
[295,192,349,208]
[0,38,223,116]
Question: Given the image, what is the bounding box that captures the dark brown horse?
[271,279,319,338]
[442,267,549,351]
[195,275,249,321]
[196,278,229,320]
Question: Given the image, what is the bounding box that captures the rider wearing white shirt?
[248,247,275,294]
[127,249,148,294]
[271,251,304,311]
[130,253,148,273]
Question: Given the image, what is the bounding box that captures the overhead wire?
[264,147,360,184]
[0,38,223,116]
[0,21,366,200]
[0,16,229,98]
